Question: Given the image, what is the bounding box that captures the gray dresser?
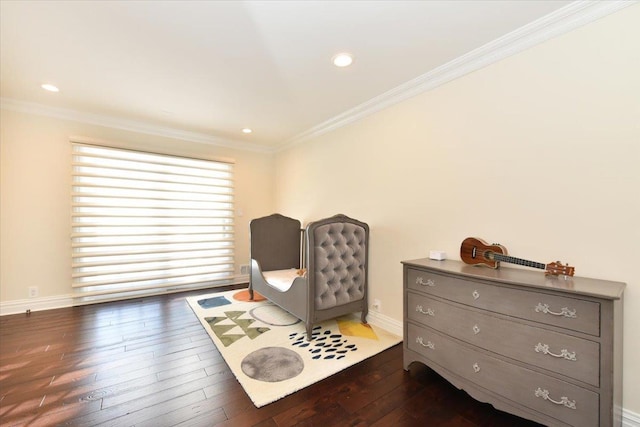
[402,258,625,427]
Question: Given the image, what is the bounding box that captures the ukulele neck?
[492,253,546,270]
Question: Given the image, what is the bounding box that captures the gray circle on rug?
[241,347,304,382]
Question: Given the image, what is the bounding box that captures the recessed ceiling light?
[41,83,59,92]
[332,53,353,67]
[242,128,252,134]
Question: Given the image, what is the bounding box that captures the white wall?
[0,109,276,304]
[1,1,638,418]
[274,4,640,414]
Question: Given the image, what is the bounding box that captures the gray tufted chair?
[307,215,368,325]
[250,213,369,340]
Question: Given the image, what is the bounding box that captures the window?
[71,143,234,303]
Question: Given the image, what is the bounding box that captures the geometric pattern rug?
[186,288,402,407]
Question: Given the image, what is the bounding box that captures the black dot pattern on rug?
[289,326,358,360]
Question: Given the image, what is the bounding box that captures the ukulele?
[460,237,575,276]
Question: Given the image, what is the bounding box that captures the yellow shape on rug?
[336,317,378,340]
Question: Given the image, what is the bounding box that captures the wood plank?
[0,285,542,427]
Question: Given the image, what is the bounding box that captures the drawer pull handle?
[472,324,480,334]
[472,363,480,373]
[416,277,435,287]
[534,388,576,410]
[416,337,435,349]
[534,343,577,361]
[472,290,480,300]
[416,305,435,316]
[535,303,577,318]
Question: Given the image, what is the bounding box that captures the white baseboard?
[0,293,74,316]
[368,309,403,337]
[0,275,251,316]
[624,408,640,427]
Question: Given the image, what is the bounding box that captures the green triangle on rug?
[187,288,402,408]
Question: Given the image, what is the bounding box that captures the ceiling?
[1,1,577,151]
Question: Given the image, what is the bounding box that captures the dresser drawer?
[407,268,600,336]
[407,323,599,427]
[407,292,600,386]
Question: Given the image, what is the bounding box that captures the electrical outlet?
[240,264,250,275]
[28,286,39,298]
[372,298,381,312]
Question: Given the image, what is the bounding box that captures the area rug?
[186,288,402,407]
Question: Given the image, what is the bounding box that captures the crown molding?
[0,97,273,153]
[280,0,637,151]
[2,1,635,154]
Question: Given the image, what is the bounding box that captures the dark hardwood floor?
[0,286,541,427]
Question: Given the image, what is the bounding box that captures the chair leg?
[361,308,368,324]
[248,286,254,300]
[305,323,313,341]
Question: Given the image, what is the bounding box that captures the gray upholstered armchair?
[249,213,369,340]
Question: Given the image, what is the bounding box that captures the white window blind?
[72,143,235,303]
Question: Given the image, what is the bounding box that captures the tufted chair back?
[307,214,369,311]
